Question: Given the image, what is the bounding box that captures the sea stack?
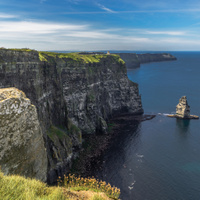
[168,96,199,119]
[176,96,190,118]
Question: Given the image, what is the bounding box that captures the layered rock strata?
[0,88,47,181]
[0,49,143,182]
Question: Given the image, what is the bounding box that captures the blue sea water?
[94,52,200,200]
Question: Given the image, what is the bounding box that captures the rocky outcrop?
[168,96,199,119]
[117,53,177,69]
[176,96,190,118]
[0,49,143,182]
[0,88,47,181]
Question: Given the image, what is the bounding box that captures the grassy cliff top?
[38,51,125,64]
[0,48,125,64]
[0,170,119,200]
[0,48,36,52]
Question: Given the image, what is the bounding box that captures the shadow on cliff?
[69,114,142,179]
[88,115,142,176]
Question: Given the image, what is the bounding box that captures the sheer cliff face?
[0,49,143,181]
[62,56,143,134]
[0,49,143,134]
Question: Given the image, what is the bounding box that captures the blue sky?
[1,0,200,51]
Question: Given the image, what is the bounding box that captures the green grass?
[47,126,67,140]
[58,174,120,200]
[92,194,107,200]
[4,48,36,52]
[0,170,65,200]
[0,170,118,200]
[0,48,125,66]
[38,51,125,65]
[38,51,108,63]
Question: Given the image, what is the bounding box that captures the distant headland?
[78,51,177,69]
[117,53,177,69]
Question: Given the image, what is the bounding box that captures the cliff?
[0,49,143,182]
[117,53,177,69]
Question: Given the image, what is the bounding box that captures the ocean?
[93,52,200,200]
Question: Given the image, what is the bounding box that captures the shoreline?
[70,113,156,177]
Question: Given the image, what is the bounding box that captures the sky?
[1,0,200,51]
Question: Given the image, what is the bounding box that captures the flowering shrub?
[58,174,120,199]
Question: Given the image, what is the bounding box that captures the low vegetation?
[38,51,107,63]
[2,48,36,52]
[58,174,120,200]
[0,48,125,65]
[38,51,125,65]
[0,170,64,200]
[0,170,120,200]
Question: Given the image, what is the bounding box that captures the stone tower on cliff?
[176,96,190,118]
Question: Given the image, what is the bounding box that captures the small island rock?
[167,96,199,119]
[176,96,190,118]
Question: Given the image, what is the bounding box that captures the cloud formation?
[0,13,18,18]
[146,31,186,36]
[0,18,199,51]
[97,3,116,13]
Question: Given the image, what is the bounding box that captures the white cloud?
[0,21,87,34]
[146,31,186,36]
[0,13,18,19]
[0,19,200,51]
[62,8,200,15]
[97,3,116,13]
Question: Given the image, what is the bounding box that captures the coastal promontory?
[0,48,143,182]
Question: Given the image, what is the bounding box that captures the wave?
[128,181,136,190]
[158,113,174,116]
[136,153,144,158]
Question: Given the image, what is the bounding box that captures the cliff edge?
[0,49,143,182]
